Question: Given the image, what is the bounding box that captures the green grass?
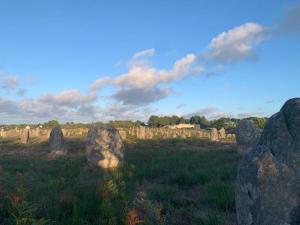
[206,183,235,211]
[0,138,240,225]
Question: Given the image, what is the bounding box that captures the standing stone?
[118,129,127,140]
[47,130,51,138]
[227,133,236,139]
[236,98,300,225]
[34,127,40,137]
[0,128,4,138]
[218,128,226,139]
[236,119,262,154]
[20,127,30,144]
[49,127,66,155]
[210,128,219,141]
[86,124,124,169]
[147,130,153,139]
[61,129,66,137]
[137,126,146,139]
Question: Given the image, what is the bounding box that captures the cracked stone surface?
[20,128,30,144]
[236,98,300,225]
[236,119,262,154]
[49,127,66,153]
[86,124,124,169]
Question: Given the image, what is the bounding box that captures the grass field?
[0,138,240,225]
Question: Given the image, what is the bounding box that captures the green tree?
[147,115,186,127]
[109,120,145,128]
[148,115,160,127]
[43,120,60,128]
[190,116,211,128]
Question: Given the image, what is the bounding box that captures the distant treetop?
[43,120,60,128]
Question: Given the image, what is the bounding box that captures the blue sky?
[0,0,299,124]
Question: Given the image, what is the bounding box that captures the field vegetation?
[0,137,240,225]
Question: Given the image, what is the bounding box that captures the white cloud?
[89,22,268,107]
[0,90,154,124]
[89,50,198,106]
[112,87,171,106]
[185,107,233,120]
[1,75,19,92]
[209,23,266,63]
[98,104,154,122]
[185,107,268,120]
[89,76,112,93]
[39,89,96,108]
[0,89,100,124]
[158,54,199,83]
[0,98,20,114]
[0,73,29,97]
[1,22,272,123]
[91,52,197,91]
[88,22,268,108]
[132,48,155,60]
[114,65,160,89]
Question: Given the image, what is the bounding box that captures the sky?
[0,0,299,124]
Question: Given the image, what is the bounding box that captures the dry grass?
[0,137,240,225]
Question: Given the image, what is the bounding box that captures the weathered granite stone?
[226,133,236,139]
[210,128,219,141]
[236,98,300,225]
[0,128,4,138]
[118,129,127,140]
[137,126,146,139]
[236,119,262,153]
[49,127,65,153]
[31,127,40,137]
[20,127,30,144]
[218,128,226,139]
[86,124,125,169]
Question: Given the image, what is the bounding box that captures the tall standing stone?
[236,119,262,153]
[118,129,127,140]
[0,128,4,138]
[137,126,146,139]
[86,124,125,169]
[236,98,300,225]
[20,127,30,144]
[36,127,40,137]
[49,127,66,155]
[218,128,226,139]
[210,128,219,141]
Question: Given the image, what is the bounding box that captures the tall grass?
[0,138,239,225]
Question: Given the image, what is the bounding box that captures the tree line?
[1,116,268,130]
[147,115,268,129]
